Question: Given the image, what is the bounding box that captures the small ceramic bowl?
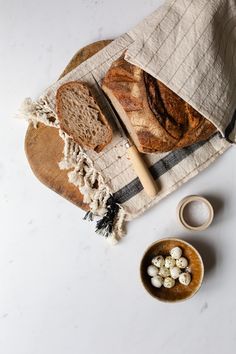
[140,238,204,302]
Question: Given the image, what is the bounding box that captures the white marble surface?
[1,1,236,353]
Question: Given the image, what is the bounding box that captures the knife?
[92,74,158,198]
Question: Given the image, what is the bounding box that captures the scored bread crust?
[56,81,112,152]
[102,56,216,153]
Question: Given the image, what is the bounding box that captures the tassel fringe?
[19,97,59,128]
[59,130,126,243]
[20,97,126,243]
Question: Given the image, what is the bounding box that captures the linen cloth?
[23,0,235,240]
[126,0,236,142]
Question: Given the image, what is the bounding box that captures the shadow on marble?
[203,194,224,220]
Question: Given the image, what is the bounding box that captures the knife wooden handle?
[127,144,158,198]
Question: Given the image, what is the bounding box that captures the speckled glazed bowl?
[140,238,204,302]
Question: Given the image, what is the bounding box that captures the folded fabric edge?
[19,97,128,245]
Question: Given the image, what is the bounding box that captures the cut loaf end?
[56,81,112,152]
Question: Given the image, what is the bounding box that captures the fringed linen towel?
[20,0,235,243]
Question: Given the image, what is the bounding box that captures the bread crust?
[102,56,216,153]
[56,81,112,152]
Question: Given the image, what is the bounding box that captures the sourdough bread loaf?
[102,56,216,153]
[56,81,112,152]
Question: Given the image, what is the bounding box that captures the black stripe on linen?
[113,139,210,204]
[225,109,236,143]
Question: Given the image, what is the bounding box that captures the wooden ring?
[177,195,214,231]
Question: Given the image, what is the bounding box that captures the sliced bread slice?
[56,81,112,152]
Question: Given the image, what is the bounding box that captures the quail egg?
[147,265,159,277]
[170,266,182,279]
[165,256,176,269]
[179,272,191,286]
[152,255,165,268]
[159,266,171,277]
[151,275,163,288]
[170,247,182,260]
[163,277,175,288]
[176,257,188,269]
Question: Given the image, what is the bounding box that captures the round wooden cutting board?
[25,40,112,211]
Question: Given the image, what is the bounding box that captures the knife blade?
[92,74,129,142]
[92,74,158,198]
